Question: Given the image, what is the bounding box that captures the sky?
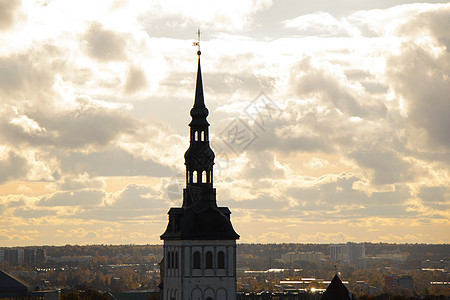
[0,0,449,247]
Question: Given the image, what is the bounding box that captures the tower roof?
[321,274,351,300]
[0,270,29,293]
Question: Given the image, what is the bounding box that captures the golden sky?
[0,0,449,246]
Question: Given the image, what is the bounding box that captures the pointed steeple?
[321,274,351,300]
[194,54,205,108]
[190,52,209,125]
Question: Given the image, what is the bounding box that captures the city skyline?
[0,0,449,246]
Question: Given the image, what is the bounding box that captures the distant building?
[1,248,46,266]
[3,249,24,266]
[354,281,381,295]
[330,243,365,262]
[385,274,414,293]
[385,274,397,291]
[24,249,35,265]
[398,276,414,293]
[282,251,324,263]
[35,248,47,263]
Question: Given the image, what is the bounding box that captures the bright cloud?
[0,1,448,246]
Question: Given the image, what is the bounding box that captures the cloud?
[110,183,163,209]
[83,22,128,61]
[124,65,148,94]
[0,228,38,242]
[377,233,423,242]
[418,186,448,203]
[283,12,359,37]
[38,189,105,207]
[1,100,137,150]
[0,0,22,30]
[0,151,28,184]
[289,57,387,120]
[67,184,169,221]
[297,232,355,243]
[387,42,450,150]
[141,0,272,33]
[9,115,47,136]
[60,149,172,177]
[0,51,56,98]
[240,151,285,180]
[0,1,449,245]
[350,147,418,185]
[13,207,57,218]
[417,186,450,211]
[47,173,106,191]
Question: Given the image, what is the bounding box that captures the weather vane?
[192,28,201,55]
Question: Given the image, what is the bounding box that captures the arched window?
[202,171,207,183]
[205,251,213,269]
[193,251,201,269]
[195,131,198,141]
[193,171,197,183]
[218,251,225,269]
[175,251,178,269]
[201,131,205,141]
[171,251,175,269]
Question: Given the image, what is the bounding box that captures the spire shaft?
[194,57,205,108]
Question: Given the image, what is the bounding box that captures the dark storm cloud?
[83,22,128,61]
[38,189,105,207]
[0,151,28,184]
[387,7,450,149]
[60,149,172,177]
[0,0,22,30]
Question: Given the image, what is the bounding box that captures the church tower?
[160,45,239,300]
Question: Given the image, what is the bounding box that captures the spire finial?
[193,28,201,56]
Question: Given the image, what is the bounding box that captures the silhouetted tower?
[160,37,239,300]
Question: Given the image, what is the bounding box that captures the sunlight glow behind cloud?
[0,0,449,246]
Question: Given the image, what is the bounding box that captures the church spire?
[190,29,208,123]
[193,55,205,108]
[160,39,239,242]
[183,41,215,207]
